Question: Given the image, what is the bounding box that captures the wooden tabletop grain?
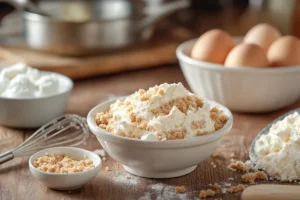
[0,65,299,200]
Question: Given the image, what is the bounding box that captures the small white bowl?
[87,98,233,178]
[0,71,73,128]
[176,39,300,113]
[29,147,101,190]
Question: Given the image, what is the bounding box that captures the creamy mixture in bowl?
[253,112,300,181]
[0,63,73,128]
[88,84,232,178]
[95,83,228,141]
[0,63,71,98]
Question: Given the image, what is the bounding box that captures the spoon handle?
[242,184,300,200]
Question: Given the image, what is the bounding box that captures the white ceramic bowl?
[87,98,233,178]
[176,39,300,113]
[0,71,73,128]
[29,147,101,190]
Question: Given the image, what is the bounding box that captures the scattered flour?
[111,174,139,186]
[221,188,227,193]
[139,192,152,200]
[139,183,188,200]
[224,183,231,187]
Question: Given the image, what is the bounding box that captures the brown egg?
[267,36,300,67]
[244,23,281,52]
[224,44,269,68]
[191,29,235,64]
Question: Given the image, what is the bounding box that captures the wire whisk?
[0,114,89,164]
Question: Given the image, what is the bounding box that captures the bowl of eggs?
[176,23,300,113]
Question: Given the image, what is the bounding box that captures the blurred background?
[0,0,299,79]
[1,0,299,34]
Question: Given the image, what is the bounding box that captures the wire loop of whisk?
[0,114,90,164]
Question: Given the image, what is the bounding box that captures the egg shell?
[267,36,300,67]
[224,43,269,68]
[191,29,235,64]
[244,23,281,52]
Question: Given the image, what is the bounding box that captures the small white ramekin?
[29,147,101,190]
[176,39,300,113]
[87,98,233,178]
[0,71,73,128]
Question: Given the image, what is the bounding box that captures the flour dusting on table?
[138,183,188,200]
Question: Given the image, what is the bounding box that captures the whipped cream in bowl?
[87,83,233,178]
[0,63,73,128]
[0,63,72,99]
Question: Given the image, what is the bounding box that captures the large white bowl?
[87,98,233,178]
[29,147,101,190]
[176,39,300,113]
[0,72,73,128]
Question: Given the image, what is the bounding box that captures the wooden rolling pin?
[242,184,300,200]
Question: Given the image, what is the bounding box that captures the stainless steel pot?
[1,0,189,56]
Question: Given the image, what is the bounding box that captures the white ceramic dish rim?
[0,71,73,100]
[29,147,101,176]
[87,97,233,148]
[176,38,300,73]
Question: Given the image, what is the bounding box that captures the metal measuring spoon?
[249,108,300,162]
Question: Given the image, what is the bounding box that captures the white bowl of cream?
[0,63,73,128]
[87,83,233,178]
[88,97,232,178]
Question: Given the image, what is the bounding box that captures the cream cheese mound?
[0,63,62,98]
[254,112,300,181]
[95,83,228,141]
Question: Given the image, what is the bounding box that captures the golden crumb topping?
[241,171,267,184]
[95,83,228,141]
[227,161,251,172]
[33,153,94,173]
[227,184,245,193]
[166,130,186,140]
[151,96,204,116]
[199,189,215,198]
[210,106,228,131]
[213,183,222,191]
[175,186,186,193]
[192,120,206,130]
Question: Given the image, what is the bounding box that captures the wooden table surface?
[0,65,299,200]
[1,3,300,200]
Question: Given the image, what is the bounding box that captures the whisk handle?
[0,151,14,164]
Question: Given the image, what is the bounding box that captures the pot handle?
[138,0,190,30]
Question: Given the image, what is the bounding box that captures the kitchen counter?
[0,65,299,200]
